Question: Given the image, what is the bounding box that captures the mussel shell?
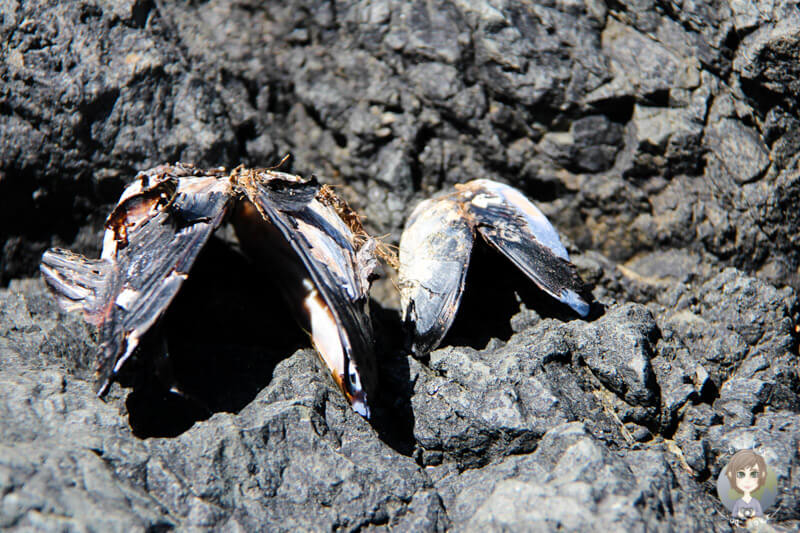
[398,178,591,356]
[399,196,474,356]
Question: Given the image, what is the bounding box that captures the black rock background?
[1,0,799,531]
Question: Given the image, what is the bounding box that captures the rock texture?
[1,0,798,531]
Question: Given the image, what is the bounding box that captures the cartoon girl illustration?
[725,449,768,519]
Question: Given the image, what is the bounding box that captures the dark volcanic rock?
[2,0,800,530]
[409,303,663,469]
[434,423,720,531]
[0,281,440,531]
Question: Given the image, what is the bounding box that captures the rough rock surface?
[1,0,798,531]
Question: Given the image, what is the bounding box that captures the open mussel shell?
[398,178,591,356]
[40,165,379,419]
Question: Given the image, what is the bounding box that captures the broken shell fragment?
[398,179,591,355]
[40,164,379,418]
